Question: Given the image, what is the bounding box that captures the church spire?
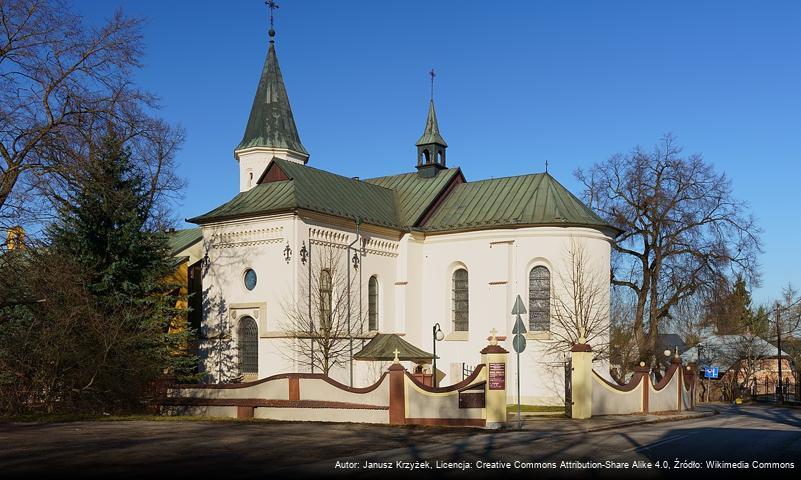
[235,0,308,165]
[416,69,447,177]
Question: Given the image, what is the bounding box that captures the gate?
[564,358,572,417]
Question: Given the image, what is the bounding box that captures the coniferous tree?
[46,130,195,410]
[703,275,757,335]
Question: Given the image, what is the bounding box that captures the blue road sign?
[704,367,719,379]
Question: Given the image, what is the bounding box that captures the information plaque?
[489,362,506,390]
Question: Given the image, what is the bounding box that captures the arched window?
[319,269,332,330]
[423,149,431,164]
[452,268,469,331]
[437,150,444,165]
[368,275,379,331]
[237,316,258,376]
[529,266,551,331]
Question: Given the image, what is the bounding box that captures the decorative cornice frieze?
[362,237,399,258]
[210,227,284,249]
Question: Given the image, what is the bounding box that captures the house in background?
[656,333,689,370]
[166,228,204,339]
[682,333,794,401]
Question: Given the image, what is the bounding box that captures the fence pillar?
[670,359,682,413]
[683,365,696,410]
[570,339,593,420]
[634,362,650,413]
[388,354,406,425]
[481,331,509,429]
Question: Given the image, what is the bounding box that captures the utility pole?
[776,305,784,403]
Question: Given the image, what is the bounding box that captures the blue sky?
[77,1,800,305]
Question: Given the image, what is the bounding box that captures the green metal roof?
[364,168,461,226]
[416,100,447,147]
[236,42,308,156]
[420,172,616,233]
[188,159,400,227]
[354,334,435,363]
[188,162,615,236]
[167,228,202,255]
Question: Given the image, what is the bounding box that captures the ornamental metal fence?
[751,379,799,404]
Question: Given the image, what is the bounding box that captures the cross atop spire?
[235,1,308,164]
[429,68,436,101]
[266,0,279,41]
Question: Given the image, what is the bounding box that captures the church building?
[185,17,617,405]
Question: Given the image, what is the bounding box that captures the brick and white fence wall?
[163,335,509,428]
[568,339,697,418]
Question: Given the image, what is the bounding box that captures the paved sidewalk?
[0,406,719,479]
[506,405,718,433]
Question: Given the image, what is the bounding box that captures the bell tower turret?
[416,69,447,178]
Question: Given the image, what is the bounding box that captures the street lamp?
[432,323,444,387]
[697,343,708,403]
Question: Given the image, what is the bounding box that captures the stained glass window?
[237,316,258,375]
[368,276,379,331]
[319,269,332,331]
[452,268,469,331]
[529,266,550,331]
[244,268,257,291]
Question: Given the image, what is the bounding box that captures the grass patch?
[506,404,564,413]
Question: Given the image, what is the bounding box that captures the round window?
[243,268,257,291]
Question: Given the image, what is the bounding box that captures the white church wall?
[196,212,612,404]
[198,214,299,383]
[235,149,308,192]
[412,226,613,405]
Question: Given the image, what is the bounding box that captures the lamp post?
[776,305,784,404]
[432,323,444,387]
[697,343,707,403]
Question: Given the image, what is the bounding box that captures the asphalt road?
[1,404,798,479]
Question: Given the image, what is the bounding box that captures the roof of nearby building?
[420,172,616,233]
[354,333,435,363]
[657,333,688,353]
[236,42,307,155]
[681,334,789,372]
[167,228,202,255]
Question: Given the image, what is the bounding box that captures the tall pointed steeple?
[236,38,308,156]
[235,2,308,191]
[416,70,447,177]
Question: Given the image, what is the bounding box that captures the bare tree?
[280,244,364,376]
[608,287,639,383]
[0,0,184,229]
[575,134,762,367]
[713,333,771,401]
[548,239,610,361]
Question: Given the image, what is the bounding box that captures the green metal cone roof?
[354,334,435,363]
[416,100,447,147]
[236,42,308,155]
[420,172,617,233]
